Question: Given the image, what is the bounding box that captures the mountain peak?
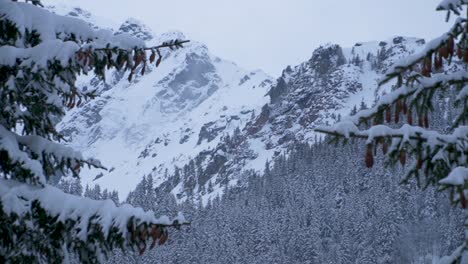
[65,7,92,20]
[352,36,425,50]
[158,30,187,43]
[116,18,154,41]
[308,44,347,76]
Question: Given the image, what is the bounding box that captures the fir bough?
[0,0,189,262]
[316,1,468,262]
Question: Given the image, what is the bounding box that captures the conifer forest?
[0,0,467,263]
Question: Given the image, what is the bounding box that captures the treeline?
[58,88,464,263]
[100,140,462,263]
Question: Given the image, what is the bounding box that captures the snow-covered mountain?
[55,5,426,202]
[55,10,273,199]
[248,36,426,147]
[155,36,427,203]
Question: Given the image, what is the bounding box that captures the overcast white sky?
[47,0,451,76]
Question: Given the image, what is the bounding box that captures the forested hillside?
[65,87,463,263]
[1,0,466,262]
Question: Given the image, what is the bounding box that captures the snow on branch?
[0,178,189,260]
[0,0,144,48]
[437,242,467,264]
[316,123,467,197]
[0,1,189,56]
[0,40,80,68]
[380,17,466,85]
[437,0,468,19]
[343,71,468,126]
[0,179,188,234]
[0,124,105,184]
[316,123,468,147]
[0,124,45,184]
[17,132,105,169]
[439,167,468,185]
[0,1,190,86]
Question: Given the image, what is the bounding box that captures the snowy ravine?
[55,5,426,202]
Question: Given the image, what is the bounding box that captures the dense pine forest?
[58,91,464,263]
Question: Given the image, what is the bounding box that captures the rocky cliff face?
[154,37,426,203]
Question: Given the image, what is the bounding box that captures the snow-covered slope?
[252,36,427,146]
[55,5,427,202]
[56,12,273,199]
[156,36,427,203]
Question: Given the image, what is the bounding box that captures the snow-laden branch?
[0,123,45,184]
[0,1,189,70]
[0,40,80,68]
[0,179,188,235]
[380,17,466,85]
[439,167,468,185]
[344,71,468,126]
[0,0,145,48]
[0,124,105,184]
[437,242,467,264]
[0,179,189,261]
[316,123,468,147]
[0,0,189,82]
[17,133,104,169]
[437,0,468,17]
[316,123,467,194]
[0,36,189,69]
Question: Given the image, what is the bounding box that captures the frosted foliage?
[440,167,468,186]
[315,1,468,263]
[0,179,184,239]
[0,0,144,48]
[438,0,468,12]
[0,125,46,184]
[0,0,145,72]
[0,0,189,262]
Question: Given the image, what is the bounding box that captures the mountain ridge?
[54,5,427,203]
[56,9,273,199]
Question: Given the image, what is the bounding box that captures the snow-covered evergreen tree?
[0,0,188,262]
[316,0,468,262]
[69,177,83,196]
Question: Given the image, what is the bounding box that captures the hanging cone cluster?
[129,222,176,256]
[365,144,374,168]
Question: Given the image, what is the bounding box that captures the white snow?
[348,70,468,126]
[0,178,186,240]
[439,167,468,186]
[437,242,466,264]
[0,124,46,184]
[0,122,106,185]
[0,0,147,77]
[0,40,79,68]
[383,18,464,80]
[59,36,273,200]
[0,0,144,49]
[437,0,468,11]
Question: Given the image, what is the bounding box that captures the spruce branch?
[349,72,468,127]
[379,17,466,86]
[0,1,191,261]
[93,39,190,53]
[315,0,468,213]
